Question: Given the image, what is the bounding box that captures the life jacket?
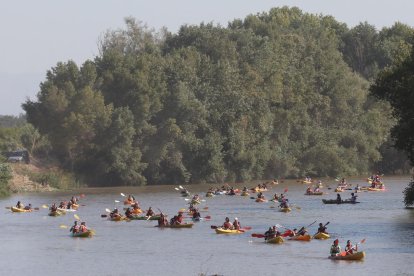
[233,221,241,230]
[79,225,87,232]
[330,245,341,255]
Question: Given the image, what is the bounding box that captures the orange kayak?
[288,234,311,241]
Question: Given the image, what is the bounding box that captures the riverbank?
[8,161,58,193]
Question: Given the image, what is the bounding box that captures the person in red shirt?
[79,222,88,233]
[222,217,233,230]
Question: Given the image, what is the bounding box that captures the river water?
[0,177,413,276]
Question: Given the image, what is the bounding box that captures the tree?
[370,47,414,205]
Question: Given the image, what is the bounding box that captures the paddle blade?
[179,208,187,212]
[210,225,218,229]
[79,194,86,198]
[179,186,184,189]
[174,187,180,191]
[251,234,265,238]
[101,214,108,218]
[242,226,252,230]
[105,208,111,213]
[184,198,190,201]
[120,193,126,197]
[42,204,49,209]
[114,200,120,203]
[360,238,366,244]
[74,214,80,221]
[60,224,68,229]
[284,188,288,193]
[203,207,209,210]
[204,216,211,219]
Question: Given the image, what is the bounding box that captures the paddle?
[251,233,266,238]
[120,193,126,197]
[174,187,180,191]
[115,200,120,203]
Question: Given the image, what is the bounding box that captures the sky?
[1,0,414,116]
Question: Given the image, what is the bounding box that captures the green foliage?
[22,8,413,186]
[404,180,414,206]
[0,163,12,197]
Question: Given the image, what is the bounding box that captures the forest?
[2,7,413,187]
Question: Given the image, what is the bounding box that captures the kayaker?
[110,208,120,219]
[317,223,328,234]
[233,218,241,230]
[24,204,33,211]
[59,201,66,209]
[79,222,88,233]
[16,201,24,209]
[70,196,78,204]
[67,201,73,209]
[279,198,289,209]
[170,212,184,225]
[132,203,141,212]
[146,207,155,217]
[192,209,201,220]
[350,193,358,202]
[228,188,236,195]
[272,193,279,201]
[264,227,273,240]
[158,213,169,226]
[127,195,135,202]
[70,221,79,233]
[330,239,341,257]
[297,226,308,236]
[355,184,360,192]
[306,187,312,194]
[125,207,133,218]
[345,240,357,255]
[336,193,342,203]
[222,217,233,230]
[242,187,248,192]
[50,203,58,212]
[257,192,263,199]
[314,187,320,193]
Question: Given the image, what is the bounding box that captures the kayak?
[240,191,250,196]
[314,232,330,239]
[205,192,214,197]
[322,199,360,204]
[11,206,32,213]
[305,192,324,195]
[108,216,129,221]
[130,215,161,221]
[329,251,365,261]
[367,187,385,191]
[72,230,93,238]
[266,236,284,244]
[157,223,194,228]
[250,188,268,193]
[255,198,267,203]
[288,234,311,241]
[300,180,312,184]
[58,208,75,212]
[71,204,79,210]
[215,228,244,234]
[48,210,65,216]
[334,188,343,192]
[279,207,291,213]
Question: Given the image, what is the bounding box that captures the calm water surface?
[0,177,413,276]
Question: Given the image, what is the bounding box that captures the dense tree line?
[22,7,413,186]
[371,46,414,205]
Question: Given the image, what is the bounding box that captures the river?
[0,176,413,276]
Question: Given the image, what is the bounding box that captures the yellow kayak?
[266,236,284,244]
[329,251,365,260]
[240,191,250,196]
[48,210,65,216]
[215,228,244,234]
[279,207,291,213]
[11,206,32,213]
[158,223,194,228]
[313,232,330,239]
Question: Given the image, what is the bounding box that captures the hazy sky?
[1,0,414,115]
